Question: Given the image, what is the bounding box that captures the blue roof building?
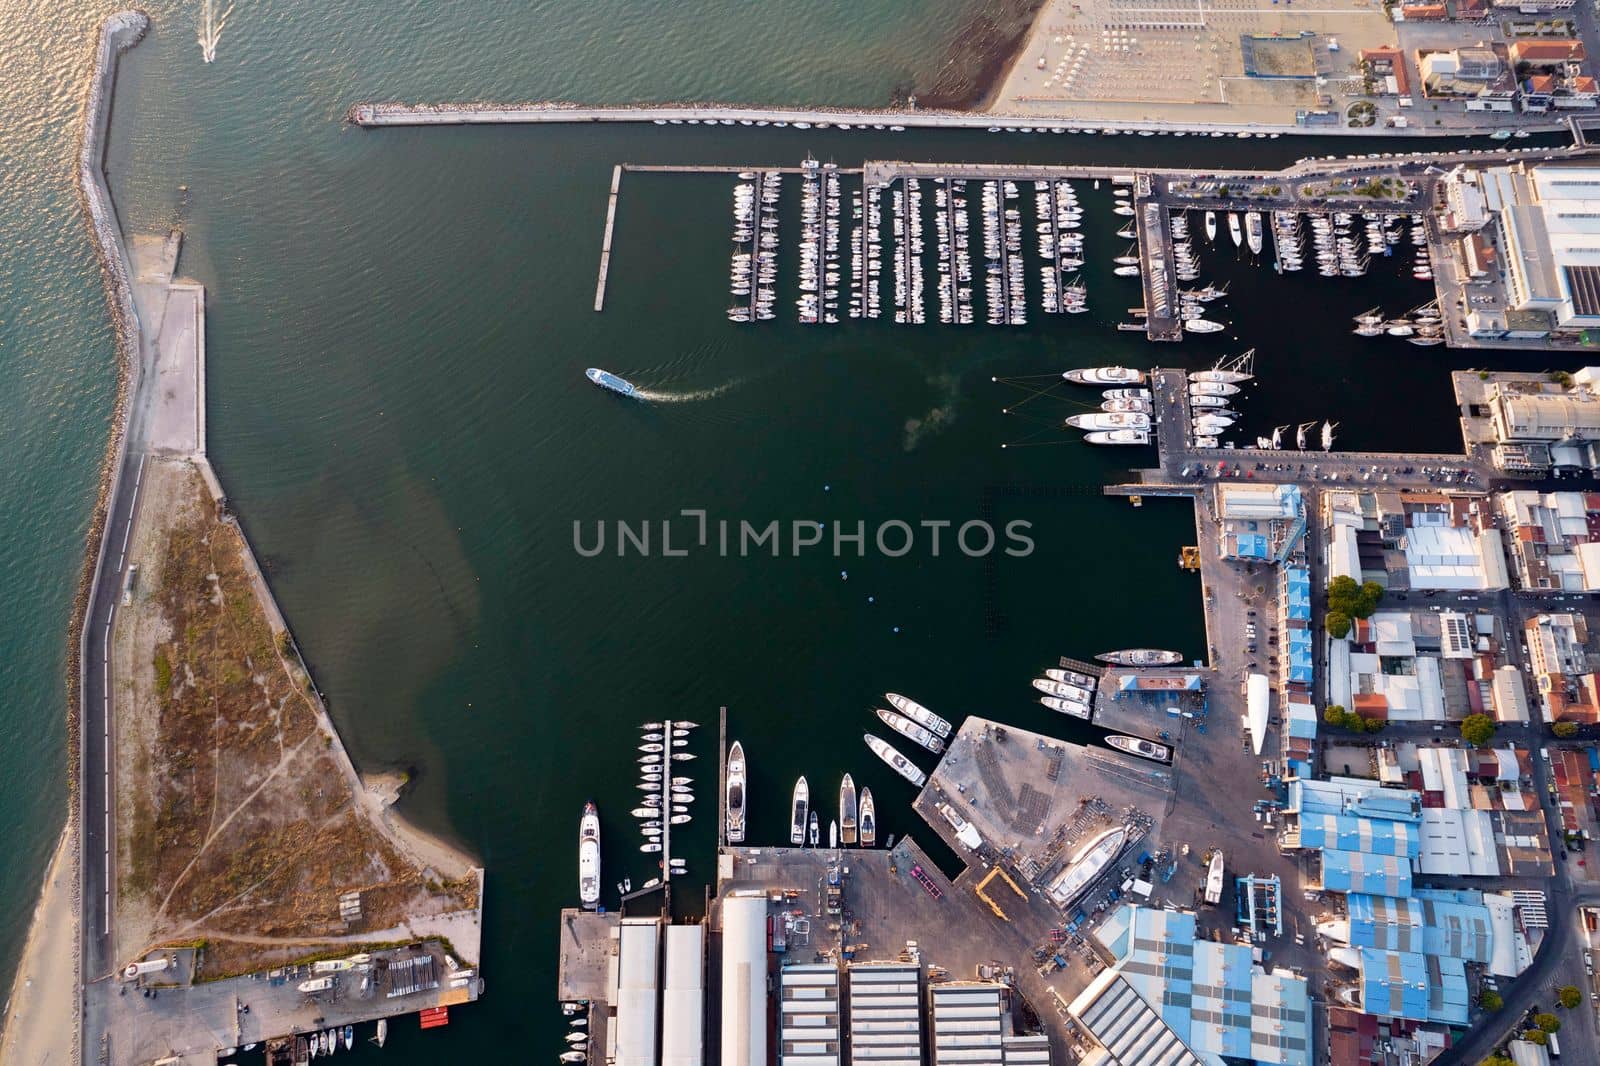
[1321,850,1413,897]
[1358,949,1470,1025]
[1295,814,1421,858]
[1345,892,1493,963]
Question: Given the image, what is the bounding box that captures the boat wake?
[632,379,745,404]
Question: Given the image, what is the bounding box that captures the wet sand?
[913,0,1051,110]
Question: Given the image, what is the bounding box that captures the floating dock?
[595,165,621,311]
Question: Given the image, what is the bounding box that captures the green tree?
[1554,721,1579,738]
[1479,990,1504,1011]
[1522,1029,1549,1045]
[1365,717,1388,734]
[1461,713,1497,747]
[1326,575,1383,620]
[1536,1012,1562,1033]
[1480,1055,1513,1066]
[1324,705,1347,726]
[1558,985,1582,1009]
[1327,611,1353,640]
[1357,581,1384,616]
[1343,712,1369,734]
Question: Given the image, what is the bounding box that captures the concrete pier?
[1133,176,1181,342]
[595,165,621,311]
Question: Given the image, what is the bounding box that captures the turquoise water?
[0,0,1562,1059]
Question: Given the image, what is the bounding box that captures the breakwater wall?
[347,99,1576,139]
[67,8,149,1055]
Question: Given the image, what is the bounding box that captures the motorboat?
[640,842,662,854]
[1183,319,1224,334]
[586,368,638,398]
[562,1054,588,1064]
[791,776,809,845]
[578,802,600,909]
[1106,734,1171,762]
[638,742,663,753]
[1204,211,1216,241]
[1084,430,1150,445]
[885,693,953,737]
[1189,381,1239,396]
[1047,667,1097,688]
[1063,366,1144,386]
[1101,398,1152,414]
[638,754,661,764]
[840,773,859,844]
[1188,394,1231,409]
[1041,695,1091,718]
[726,740,747,844]
[1096,649,1183,666]
[1227,212,1243,247]
[808,810,819,846]
[1032,676,1092,701]
[860,788,877,846]
[1245,211,1263,255]
[629,807,656,818]
[864,733,928,787]
[1066,412,1150,432]
[830,819,839,849]
[1103,388,1152,401]
[875,708,945,753]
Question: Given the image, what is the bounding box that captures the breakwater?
[346,99,1577,139]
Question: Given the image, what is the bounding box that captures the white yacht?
[578,802,600,910]
[876,708,946,753]
[791,776,809,845]
[726,741,747,844]
[1064,366,1144,386]
[885,693,953,737]
[1066,412,1151,432]
[1228,212,1243,247]
[1084,430,1151,445]
[864,734,928,787]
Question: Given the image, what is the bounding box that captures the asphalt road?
[81,426,149,985]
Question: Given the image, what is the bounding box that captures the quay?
[595,165,621,311]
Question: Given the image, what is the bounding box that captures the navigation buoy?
[824,484,831,492]
[841,570,849,580]
[892,626,901,634]
[868,596,875,604]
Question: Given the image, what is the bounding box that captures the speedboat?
[876,708,945,753]
[860,788,877,846]
[1228,212,1243,247]
[726,740,747,844]
[1204,211,1217,241]
[586,367,638,397]
[865,733,927,787]
[840,773,859,844]
[808,810,819,846]
[791,776,809,845]
[578,802,600,910]
[885,693,953,737]
[1063,366,1144,386]
[1106,734,1170,761]
[1096,649,1183,666]
[1084,430,1150,445]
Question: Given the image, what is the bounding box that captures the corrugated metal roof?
[663,925,705,1066]
[618,919,662,1066]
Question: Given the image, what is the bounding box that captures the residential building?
[1499,490,1600,590]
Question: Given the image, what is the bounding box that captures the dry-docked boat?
[885,693,952,738]
[864,733,927,787]
[1106,734,1170,762]
[875,708,946,753]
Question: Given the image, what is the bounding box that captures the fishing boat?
[1204,210,1217,242]
[586,367,638,398]
[578,802,601,910]
[791,776,809,845]
[1041,695,1092,718]
[859,789,877,846]
[1096,648,1183,666]
[840,774,859,844]
[1067,412,1150,432]
[1227,212,1243,247]
[1084,430,1150,445]
[1106,734,1171,762]
[808,810,819,846]
[876,708,945,753]
[1245,211,1263,255]
[864,733,928,787]
[885,693,953,737]
[726,740,747,844]
[1063,366,1144,386]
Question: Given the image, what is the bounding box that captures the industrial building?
[1070,905,1312,1066]
[1216,484,1305,563]
[723,896,770,1066]
[847,962,923,1066]
[663,925,704,1066]
[781,963,841,1066]
[929,983,1049,1066]
[1323,490,1508,592]
[615,918,662,1066]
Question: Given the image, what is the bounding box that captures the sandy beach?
[0,825,79,1065]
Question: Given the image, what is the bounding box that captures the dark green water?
[0,0,1575,1059]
